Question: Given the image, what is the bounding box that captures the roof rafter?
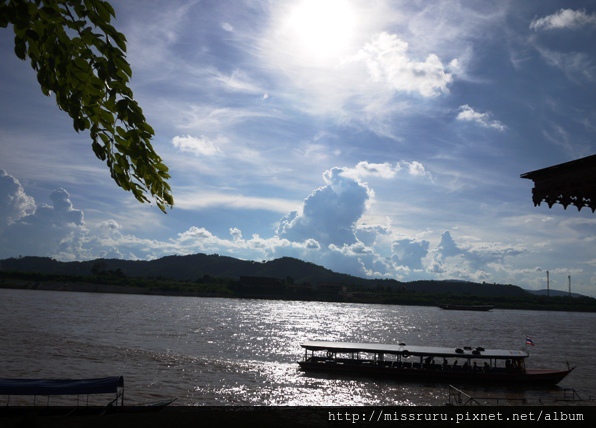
[521,155,596,213]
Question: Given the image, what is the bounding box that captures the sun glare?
[285,0,357,63]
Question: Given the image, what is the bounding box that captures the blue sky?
[1,0,595,296]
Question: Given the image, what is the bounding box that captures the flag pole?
[525,336,535,353]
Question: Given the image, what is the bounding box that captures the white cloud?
[530,9,596,31]
[277,167,374,247]
[171,135,223,156]
[456,105,506,131]
[98,219,122,232]
[178,226,217,242]
[174,190,300,214]
[392,238,430,270]
[355,223,392,247]
[304,238,321,250]
[346,32,455,98]
[429,231,526,281]
[341,161,433,181]
[344,162,401,180]
[436,231,464,259]
[0,185,86,260]
[258,4,459,121]
[0,169,35,228]
[329,242,374,257]
[404,161,432,178]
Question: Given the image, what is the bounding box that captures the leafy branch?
[0,0,173,212]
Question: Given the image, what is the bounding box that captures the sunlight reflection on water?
[1,290,595,406]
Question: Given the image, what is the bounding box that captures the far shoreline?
[0,279,226,298]
[2,279,595,313]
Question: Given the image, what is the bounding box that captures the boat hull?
[438,304,494,311]
[298,360,573,385]
[0,399,176,418]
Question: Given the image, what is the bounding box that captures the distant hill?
[527,289,583,298]
[0,254,366,284]
[0,254,534,298]
[402,279,528,297]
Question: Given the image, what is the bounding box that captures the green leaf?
[14,36,27,60]
[92,140,107,160]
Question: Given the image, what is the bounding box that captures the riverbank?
[0,407,337,428]
[2,277,595,312]
[0,279,225,298]
[3,406,595,428]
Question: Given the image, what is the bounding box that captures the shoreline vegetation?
[1,269,595,312]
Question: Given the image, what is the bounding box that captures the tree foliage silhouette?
[0,0,173,212]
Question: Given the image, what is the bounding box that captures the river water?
[1,289,594,406]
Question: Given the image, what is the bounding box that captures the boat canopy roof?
[0,376,124,396]
[301,341,528,359]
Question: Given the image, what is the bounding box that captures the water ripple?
[1,290,594,405]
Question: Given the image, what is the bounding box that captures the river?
[1,288,594,406]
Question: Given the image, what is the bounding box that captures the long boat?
[298,341,574,385]
[0,376,175,414]
[438,304,494,311]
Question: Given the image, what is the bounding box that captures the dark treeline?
[1,268,595,312]
[0,269,234,296]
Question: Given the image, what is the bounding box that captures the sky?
[1,0,595,296]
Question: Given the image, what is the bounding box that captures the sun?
[285,0,357,63]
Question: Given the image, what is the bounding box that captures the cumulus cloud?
[178,226,217,242]
[456,105,506,131]
[171,135,223,156]
[355,223,392,247]
[277,167,374,247]
[0,185,85,259]
[346,32,455,97]
[436,230,525,266]
[530,9,596,31]
[429,231,525,282]
[0,169,35,228]
[437,231,464,259]
[392,238,430,270]
[0,170,530,287]
[304,238,321,250]
[98,219,122,232]
[404,161,432,178]
[230,227,243,242]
